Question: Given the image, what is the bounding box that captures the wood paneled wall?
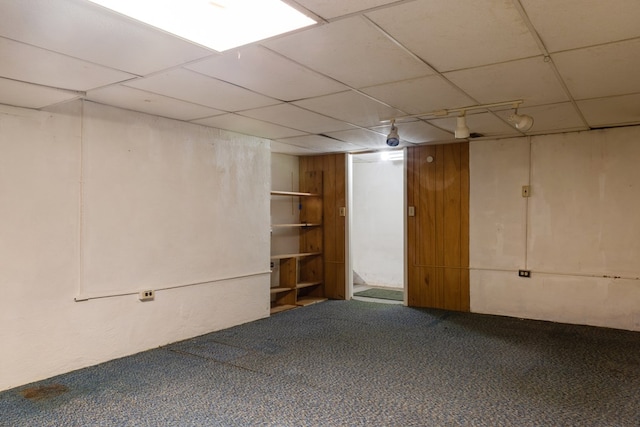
[300,154,346,300]
[407,143,470,311]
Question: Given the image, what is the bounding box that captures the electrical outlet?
[138,290,155,301]
[518,270,531,278]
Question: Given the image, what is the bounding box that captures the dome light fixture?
[386,119,400,147]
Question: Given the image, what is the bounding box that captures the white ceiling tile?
[192,114,307,139]
[264,16,434,88]
[0,0,638,155]
[0,38,135,91]
[124,69,279,111]
[494,102,587,134]
[577,94,640,128]
[294,0,397,19]
[323,128,388,149]
[86,85,225,121]
[361,75,476,114]
[367,0,541,72]
[0,78,80,109]
[371,120,454,144]
[270,140,319,155]
[185,46,348,101]
[293,90,405,127]
[275,134,367,152]
[428,112,520,138]
[0,0,213,75]
[552,39,640,100]
[444,57,568,107]
[240,103,355,134]
[520,0,640,52]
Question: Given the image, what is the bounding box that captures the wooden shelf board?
[271,223,321,228]
[271,252,321,260]
[296,281,322,289]
[271,190,320,197]
[296,297,328,307]
[270,304,297,314]
[270,287,293,294]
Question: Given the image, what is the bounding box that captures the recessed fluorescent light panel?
[86,0,316,52]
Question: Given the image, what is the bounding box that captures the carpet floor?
[2,300,639,426]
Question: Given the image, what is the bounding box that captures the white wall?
[0,101,271,391]
[352,157,404,288]
[470,126,640,331]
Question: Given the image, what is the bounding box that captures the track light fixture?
[386,119,400,147]
[382,99,534,139]
[454,113,470,139]
[508,110,534,131]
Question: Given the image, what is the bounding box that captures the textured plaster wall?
[470,127,640,331]
[0,101,270,391]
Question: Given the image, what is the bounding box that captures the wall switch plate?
[138,290,155,301]
[518,270,531,278]
[522,185,531,197]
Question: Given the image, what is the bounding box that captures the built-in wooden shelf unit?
[269,171,326,314]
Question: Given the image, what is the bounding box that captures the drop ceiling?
[0,0,639,155]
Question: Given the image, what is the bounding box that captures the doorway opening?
[349,150,405,305]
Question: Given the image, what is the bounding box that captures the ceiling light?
[509,111,534,132]
[381,99,533,140]
[382,99,536,139]
[454,114,470,139]
[386,120,400,147]
[86,0,316,52]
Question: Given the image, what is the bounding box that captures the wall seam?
[524,135,532,269]
[77,100,85,298]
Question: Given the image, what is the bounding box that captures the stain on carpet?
[20,384,68,401]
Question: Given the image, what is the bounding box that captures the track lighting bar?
[383,99,534,145]
[382,99,524,123]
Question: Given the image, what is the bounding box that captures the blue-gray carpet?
[2,300,639,426]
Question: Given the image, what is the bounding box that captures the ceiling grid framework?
[0,0,638,154]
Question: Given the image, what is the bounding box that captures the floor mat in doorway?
[354,288,403,301]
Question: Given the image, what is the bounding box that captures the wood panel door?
[407,143,470,311]
[300,154,347,300]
